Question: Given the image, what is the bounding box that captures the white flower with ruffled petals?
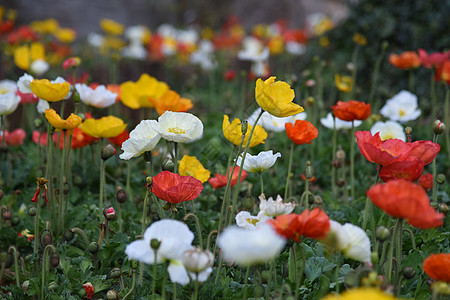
[120,120,161,160]
[320,112,362,130]
[218,224,286,266]
[0,80,20,116]
[370,121,406,141]
[236,150,281,173]
[181,248,214,282]
[380,90,421,123]
[259,194,296,217]
[75,83,117,108]
[17,73,34,94]
[36,99,50,114]
[152,111,203,143]
[125,219,194,286]
[235,211,271,229]
[30,59,49,76]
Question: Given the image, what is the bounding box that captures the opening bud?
[432,120,445,135]
[103,207,116,221]
[106,290,120,300]
[438,203,449,215]
[101,144,117,161]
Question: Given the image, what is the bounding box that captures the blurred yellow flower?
[79,116,127,138]
[268,37,284,55]
[334,74,354,93]
[45,109,82,131]
[102,36,126,51]
[314,17,334,36]
[30,79,70,102]
[31,18,59,34]
[353,33,367,46]
[54,28,77,43]
[319,36,330,47]
[100,18,124,36]
[223,115,267,148]
[255,76,304,117]
[152,90,193,115]
[14,42,45,70]
[320,287,399,300]
[179,155,211,183]
[120,73,169,109]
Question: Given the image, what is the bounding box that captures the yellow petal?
[79,116,126,138]
[30,79,70,102]
[14,45,30,70]
[179,155,211,183]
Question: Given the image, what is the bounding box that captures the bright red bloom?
[108,129,129,147]
[151,171,203,204]
[389,51,421,70]
[285,120,318,145]
[409,140,441,165]
[331,100,371,121]
[418,49,450,69]
[423,253,450,282]
[419,173,433,190]
[208,166,247,189]
[267,208,330,242]
[82,282,94,299]
[17,90,39,104]
[224,70,236,81]
[62,57,81,70]
[379,156,424,182]
[7,26,38,44]
[367,179,444,229]
[1,129,26,146]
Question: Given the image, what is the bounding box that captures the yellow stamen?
[399,109,406,117]
[246,218,258,226]
[167,127,185,134]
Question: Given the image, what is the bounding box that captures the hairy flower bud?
[402,266,416,279]
[103,207,116,221]
[116,187,128,204]
[242,195,255,211]
[305,161,314,180]
[101,144,117,161]
[40,230,53,247]
[28,206,37,217]
[88,242,99,254]
[436,173,446,185]
[64,229,75,241]
[106,290,119,300]
[182,247,214,273]
[240,120,248,136]
[438,203,449,215]
[432,120,445,135]
[376,226,390,241]
[50,253,60,268]
[110,267,121,279]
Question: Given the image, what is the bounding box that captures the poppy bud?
[161,157,174,172]
[28,206,37,217]
[131,259,139,270]
[314,195,323,205]
[305,96,315,106]
[11,216,20,227]
[336,149,346,161]
[2,208,12,220]
[432,120,445,135]
[371,252,379,265]
[110,267,121,278]
[88,242,99,254]
[241,120,248,136]
[50,253,60,268]
[101,144,117,161]
[106,290,119,300]
[146,176,153,187]
[402,266,416,279]
[64,229,74,241]
[436,173,446,185]
[438,203,449,215]
[376,226,390,241]
[73,91,80,104]
[103,207,116,221]
[181,248,214,273]
[242,195,255,211]
[336,178,346,187]
[40,230,53,247]
[332,159,343,168]
[48,281,59,291]
[150,238,161,251]
[305,161,314,180]
[116,187,128,204]
[22,280,30,293]
[260,270,270,283]
[253,285,264,297]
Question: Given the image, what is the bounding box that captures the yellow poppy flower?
[353,33,367,46]
[54,28,77,43]
[30,79,70,102]
[30,18,59,34]
[334,74,354,93]
[79,116,127,138]
[14,42,45,71]
[255,76,304,118]
[45,109,82,131]
[120,73,169,109]
[223,115,267,148]
[100,18,124,36]
[179,155,211,183]
[152,90,193,115]
[320,287,399,300]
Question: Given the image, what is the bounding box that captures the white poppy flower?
[286,41,306,55]
[320,112,363,130]
[235,211,271,229]
[125,219,194,286]
[259,194,296,217]
[236,150,281,173]
[370,121,406,141]
[75,83,117,108]
[17,73,34,94]
[152,111,203,143]
[238,37,269,62]
[181,248,214,282]
[30,59,49,76]
[217,224,286,266]
[87,32,105,48]
[36,99,50,114]
[326,220,371,264]
[380,90,421,123]
[0,80,20,116]
[247,108,307,132]
[125,25,150,43]
[121,42,148,60]
[120,120,161,160]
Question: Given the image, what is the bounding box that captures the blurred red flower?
[208,166,247,189]
[108,129,129,147]
[367,179,444,229]
[435,60,450,85]
[331,100,371,121]
[267,208,330,242]
[418,49,450,69]
[223,70,236,81]
[17,90,39,104]
[32,131,48,146]
[419,173,433,190]
[152,171,203,204]
[285,120,318,145]
[423,253,450,282]
[409,140,441,165]
[389,51,421,70]
[1,129,26,146]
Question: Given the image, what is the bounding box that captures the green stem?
[152,249,157,296]
[192,275,199,300]
[45,125,55,227]
[58,132,67,235]
[174,142,178,174]
[386,219,402,283]
[259,172,264,195]
[243,266,251,300]
[8,246,20,288]
[34,189,41,253]
[368,42,386,103]
[294,244,305,299]
[363,166,380,230]
[71,227,89,245]
[432,134,439,204]
[173,283,177,300]
[394,220,403,295]
[122,270,136,300]
[350,121,355,202]
[99,159,106,223]
[206,230,218,251]
[183,213,204,248]
[284,142,295,200]
[139,189,151,286]
[331,118,337,198]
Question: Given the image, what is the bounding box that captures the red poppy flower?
[151,171,203,204]
[285,120,318,145]
[423,253,450,282]
[331,100,371,122]
[108,129,129,147]
[82,282,94,299]
[32,131,48,146]
[17,90,39,104]
[355,131,412,166]
[409,140,441,165]
[389,51,421,70]
[419,173,433,190]
[1,129,26,146]
[366,179,444,229]
[267,208,330,242]
[418,49,450,69]
[378,156,424,182]
[208,166,247,189]
[436,60,450,85]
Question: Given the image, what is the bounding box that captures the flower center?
[0,88,9,95]
[246,218,258,226]
[167,127,185,134]
[399,109,406,117]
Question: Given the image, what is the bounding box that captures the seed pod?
[402,266,416,279]
[376,226,390,241]
[50,253,60,268]
[116,188,128,204]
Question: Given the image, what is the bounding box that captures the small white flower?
[125,25,150,43]
[190,40,217,71]
[286,41,306,55]
[87,32,105,48]
[218,224,286,266]
[380,90,421,123]
[259,194,296,217]
[120,120,161,160]
[181,247,214,282]
[75,83,117,108]
[152,111,203,143]
[0,80,20,116]
[17,73,34,94]
[36,99,50,114]
[121,42,148,60]
[235,211,271,229]
[125,219,194,286]
[320,112,362,130]
[325,220,371,264]
[238,37,269,62]
[247,108,307,132]
[30,59,49,76]
[236,150,281,173]
[370,121,406,141]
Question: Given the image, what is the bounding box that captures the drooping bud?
[50,253,60,268]
[101,144,117,161]
[116,187,128,204]
[436,173,446,185]
[432,120,445,135]
[402,266,416,279]
[88,242,99,254]
[103,207,116,221]
[150,238,161,251]
[40,230,53,247]
[2,208,12,220]
[375,226,390,241]
[305,161,314,180]
[64,229,74,241]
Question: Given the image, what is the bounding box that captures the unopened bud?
[336,179,346,187]
[305,96,315,106]
[103,207,116,221]
[110,267,121,279]
[438,203,449,215]
[88,242,99,254]
[150,238,161,251]
[436,173,446,185]
[336,148,346,161]
[2,208,12,220]
[241,120,248,136]
[106,290,120,300]
[305,161,314,180]
[161,157,174,172]
[371,252,379,265]
[402,266,416,279]
[101,144,117,161]
[64,229,75,241]
[146,176,153,187]
[376,226,390,241]
[432,120,445,135]
[260,270,270,283]
[242,195,255,211]
[28,206,37,217]
[73,91,80,104]
[34,118,43,129]
[381,41,389,51]
[131,259,139,270]
[50,253,60,268]
[116,187,128,204]
[254,285,264,297]
[40,230,53,247]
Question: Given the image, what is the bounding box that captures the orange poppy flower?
[267,208,330,242]
[331,100,371,122]
[152,90,193,115]
[435,60,450,85]
[285,120,318,145]
[151,171,203,204]
[423,253,450,282]
[208,166,247,189]
[389,51,421,70]
[53,128,99,149]
[367,179,444,229]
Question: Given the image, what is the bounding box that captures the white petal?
[167,261,190,286]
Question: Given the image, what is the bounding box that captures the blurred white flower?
[181,247,214,282]
[125,219,194,286]
[380,90,421,123]
[75,83,117,108]
[235,211,271,229]
[125,25,150,44]
[17,73,34,94]
[238,37,269,62]
[120,120,161,160]
[370,120,406,141]
[247,108,307,132]
[218,224,286,266]
[236,150,281,173]
[259,194,296,217]
[36,99,50,114]
[30,59,49,76]
[87,32,105,48]
[286,41,306,55]
[121,42,147,60]
[190,40,217,71]
[0,80,20,116]
[320,112,362,130]
[152,111,203,143]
